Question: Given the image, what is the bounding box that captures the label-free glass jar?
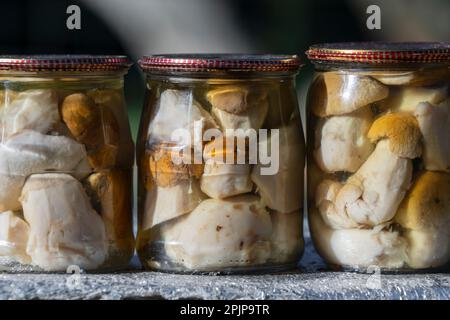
[137,54,305,273]
[0,55,134,272]
[306,42,450,271]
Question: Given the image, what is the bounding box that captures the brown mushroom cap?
[367,113,422,159]
[149,143,203,187]
[395,171,450,230]
[60,93,101,144]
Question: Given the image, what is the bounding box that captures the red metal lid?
[306,42,450,65]
[0,55,132,72]
[139,54,301,73]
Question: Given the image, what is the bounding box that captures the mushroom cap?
[395,171,450,230]
[309,72,389,117]
[367,113,422,159]
[149,143,203,187]
[206,85,268,114]
[61,93,101,144]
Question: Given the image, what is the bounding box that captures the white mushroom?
[269,210,303,263]
[0,210,30,264]
[334,140,413,226]
[313,106,374,173]
[309,209,407,269]
[370,68,450,86]
[316,113,421,228]
[147,89,217,147]
[251,123,305,213]
[161,195,272,271]
[200,163,253,199]
[142,179,206,229]
[0,89,59,138]
[0,130,90,211]
[20,173,107,271]
[382,85,447,113]
[200,135,253,199]
[315,179,359,229]
[395,171,450,269]
[309,72,388,117]
[208,86,269,130]
[414,101,450,172]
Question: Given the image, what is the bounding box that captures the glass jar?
[137,54,305,273]
[306,42,450,272]
[0,55,135,272]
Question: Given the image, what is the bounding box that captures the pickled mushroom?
[20,173,107,271]
[313,106,374,173]
[309,209,407,269]
[0,130,90,211]
[208,86,269,130]
[0,210,31,264]
[142,179,207,229]
[395,171,450,269]
[415,101,450,172]
[309,73,389,117]
[251,123,304,213]
[1,89,60,138]
[161,195,272,270]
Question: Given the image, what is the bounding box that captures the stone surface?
[1,230,449,300]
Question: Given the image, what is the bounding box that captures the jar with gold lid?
[0,55,135,272]
[305,42,450,271]
[137,54,305,273]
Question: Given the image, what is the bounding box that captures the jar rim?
[138,54,302,74]
[0,55,132,72]
[306,42,450,66]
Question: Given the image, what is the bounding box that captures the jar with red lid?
[305,42,450,271]
[137,54,305,273]
[0,55,135,272]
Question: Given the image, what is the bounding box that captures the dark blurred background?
[1,0,449,139]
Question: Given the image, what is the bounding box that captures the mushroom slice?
[313,106,374,173]
[200,136,252,199]
[309,72,388,117]
[269,210,303,263]
[20,173,107,271]
[1,89,59,138]
[0,131,90,211]
[208,86,269,130]
[309,209,407,269]
[395,171,450,269]
[370,68,450,86]
[148,89,217,147]
[161,195,272,271]
[414,101,450,172]
[381,85,447,113]
[315,179,359,229]
[142,179,207,229]
[84,170,134,260]
[149,143,203,188]
[0,210,30,264]
[251,123,305,213]
[200,163,252,199]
